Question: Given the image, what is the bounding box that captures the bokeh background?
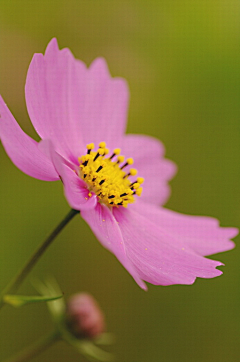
[0,1,240,361]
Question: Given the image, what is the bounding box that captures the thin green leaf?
[3,294,63,308]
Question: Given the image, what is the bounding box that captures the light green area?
[0,1,240,361]
[3,294,63,308]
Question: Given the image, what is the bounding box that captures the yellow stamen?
[79,142,144,208]
[117,155,125,163]
[130,168,137,176]
[126,158,134,165]
[113,148,121,155]
[133,182,140,189]
[98,148,105,155]
[99,142,106,148]
[135,187,143,196]
[104,148,109,155]
[87,143,95,150]
[137,177,144,184]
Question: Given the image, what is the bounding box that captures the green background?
[0,1,240,361]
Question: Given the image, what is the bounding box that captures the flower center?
[78,142,144,208]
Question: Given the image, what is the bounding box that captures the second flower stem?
[0,208,79,310]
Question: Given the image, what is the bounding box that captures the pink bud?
[66,293,105,339]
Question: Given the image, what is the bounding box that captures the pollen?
[78,142,144,208]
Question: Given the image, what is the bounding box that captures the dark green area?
[0,1,240,361]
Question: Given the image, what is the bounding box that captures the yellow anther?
[127,188,134,195]
[130,168,137,176]
[104,148,109,155]
[98,148,105,155]
[113,148,121,155]
[126,158,134,165]
[137,177,144,184]
[87,143,95,150]
[134,182,140,189]
[117,155,125,163]
[136,187,143,196]
[99,142,106,148]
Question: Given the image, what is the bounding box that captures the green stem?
[0,209,79,309]
[2,330,60,362]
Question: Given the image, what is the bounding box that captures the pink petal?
[0,96,59,181]
[120,134,177,205]
[25,39,129,159]
[81,203,146,289]
[41,139,97,211]
[61,165,97,211]
[133,200,237,256]
[25,38,86,160]
[113,205,230,286]
[120,134,166,158]
[80,58,129,150]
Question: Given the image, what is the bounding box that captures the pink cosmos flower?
[0,39,237,290]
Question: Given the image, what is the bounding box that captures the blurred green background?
[0,1,240,361]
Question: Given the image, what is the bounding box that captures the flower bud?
[66,293,105,339]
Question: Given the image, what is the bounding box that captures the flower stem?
[0,209,79,309]
[2,330,60,362]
